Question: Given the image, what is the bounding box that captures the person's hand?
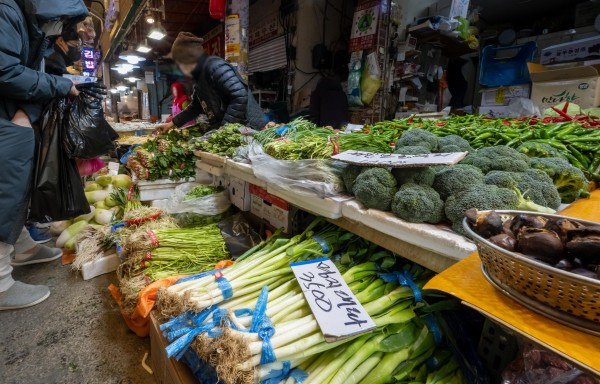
[153,122,176,136]
[69,85,80,97]
[76,83,107,100]
[11,109,31,128]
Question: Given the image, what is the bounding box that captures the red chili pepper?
[407,116,414,124]
[542,117,553,124]
[529,119,538,125]
[551,106,575,121]
[502,120,510,126]
[562,100,570,113]
[435,122,447,127]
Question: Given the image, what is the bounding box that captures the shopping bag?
[29,99,91,222]
[63,94,116,159]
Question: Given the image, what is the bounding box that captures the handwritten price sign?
[291,258,376,342]
[331,150,468,168]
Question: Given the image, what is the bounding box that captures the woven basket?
[463,211,600,326]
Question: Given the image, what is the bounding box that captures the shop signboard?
[290,258,376,342]
[332,150,468,168]
[349,0,381,51]
[225,14,241,62]
[203,25,225,58]
[82,47,96,73]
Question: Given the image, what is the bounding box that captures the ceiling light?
[118,50,145,65]
[127,77,140,83]
[117,67,129,74]
[116,85,128,91]
[145,10,156,24]
[110,89,118,94]
[136,40,152,53]
[148,23,166,40]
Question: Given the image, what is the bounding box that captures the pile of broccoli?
[341,135,588,236]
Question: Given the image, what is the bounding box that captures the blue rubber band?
[379,270,423,302]
[311,235,330,254]
[160,311,193,332]
[258,317,277,365]
[261,360,291,383]
[251,286,269,333]
[216,275,234,299]
[111,223,126,232]
[423,314,443,346]
[234,308,253,318]
[274,125,289,136]
[175,269,223,285]
[290,367,309,383]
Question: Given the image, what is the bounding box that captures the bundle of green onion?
[158,221,466,384]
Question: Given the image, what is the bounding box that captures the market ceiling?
[472,0,590,24]
[130,0,219,60]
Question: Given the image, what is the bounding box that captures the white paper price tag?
[291,258,376,342]
[331,150,468,168]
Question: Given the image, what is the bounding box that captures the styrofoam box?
[81,252,120,280]
[195,169,214,184]
[250,184,291,232]
[151,199,170,209]
[228,177,251,211]
[212,174,230,189]
[266,184,352,219]
[195,160,224,177]
[137,178,194,201]
[342,200,476,261]
[224,160,267,188]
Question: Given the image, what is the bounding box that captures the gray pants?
[0,227,37,292]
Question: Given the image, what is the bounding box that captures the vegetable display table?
[424,190,600,376]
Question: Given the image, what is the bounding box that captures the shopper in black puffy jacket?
[154,32,265,134]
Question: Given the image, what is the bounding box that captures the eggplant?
[489,233,517,252]
[565,226,600,264]
[570,268,598,279]
[517,228,564,264]
[509,214,547,235]
[466,209,504,238]
[544,218,582,244]
[554,259,573,271]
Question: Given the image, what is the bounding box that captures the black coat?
[0,0,87,243]
[309,77,349,129]
[45,48,70,76]
[173,55,265,130]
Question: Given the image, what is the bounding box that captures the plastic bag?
[347,58,363,107]
[248,142,345,198]
[76,158,105,177]
[361,52,382,105]
[218,213,262,258]
[30,99,91,222]
[63,94,116,159]
[502,342,599,384]
[166,182,231,216]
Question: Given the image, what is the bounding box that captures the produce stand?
[150,313,196,384]
[424,190,600,375]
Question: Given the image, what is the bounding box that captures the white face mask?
[42,20,64,38]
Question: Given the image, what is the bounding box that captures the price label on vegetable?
[290,258,376,342]
[331,150,468,168]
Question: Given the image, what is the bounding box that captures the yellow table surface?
[424,190,600,375]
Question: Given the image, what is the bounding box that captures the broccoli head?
[432,164,484,200]
[438,135,473,153]
[392,167,436,187]
[353,168,398,211]
[395,129,439,152]
[445,183,555,235]
[516,142,566,159]
[460,146,531,173]
[342,164,367,194]
[529,157,589,203]
[484,169,561,210]
[392,183,445,224]
[393,145,431,155]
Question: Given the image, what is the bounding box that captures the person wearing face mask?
[153,32,265,135]
[45,25,82,76]
[0,0,89,311]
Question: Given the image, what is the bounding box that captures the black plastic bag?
[29,99,91,222]
[63,94,116,159]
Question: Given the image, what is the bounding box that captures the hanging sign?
[331,150,468,168]
[291,258,376,342]
[203,25,224,58]
[349,0,381,51]
[145,71,155,85]
[82,47,96,72]
[225,14,241,62]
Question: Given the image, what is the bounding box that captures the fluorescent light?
[127,77,140,83]
[110,89,118,94]
[136,44,151,53]
[118,50,145,65]
[116,85,128,91]
[148,23,166,40]
[117,67,129,74]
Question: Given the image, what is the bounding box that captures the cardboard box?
[249,184,291,232]
[149,313,197,384]
[540,35,600,65]
[480,84,531,106]
[478,105,515,118]
[528,63,600,110]
[228,177,251,211]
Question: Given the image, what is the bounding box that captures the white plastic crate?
[137,178,194,201]
[81,252,120,280]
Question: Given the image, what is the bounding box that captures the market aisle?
[0,246,156,384]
